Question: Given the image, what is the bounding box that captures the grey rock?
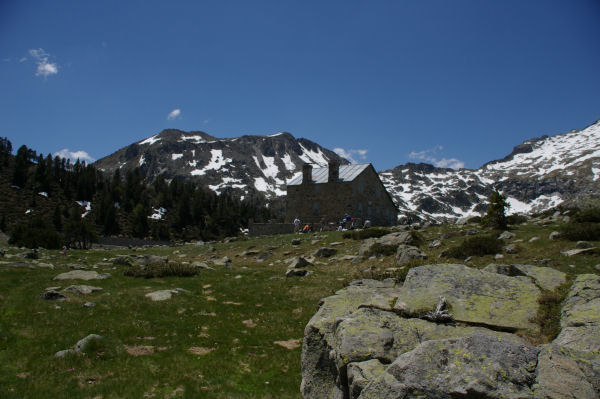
[483,263,567,291]
[64,285,102,295]
[213,256,232,267]
[555,274,600,352]
[466,228,479,235]
[561,247,596,257]
[330,242,344,246]
[499,231,516,240]
[191,261,213,270]
[83,302,95,307]
[395,245,426,266]
[358,232,414,257]
[549,231,561,240]
[54,271,110,281]
[577,241,594,249]
[313,247,337,258]
[291,238,302,245]
[285,269,311,277]
[289,256,311,269]
[504,243,518,253]
[529,236,540,243]
[41,291,68,301]
[54,349,76,358]
[393,264,540,331]
[534,344,600,399]
[347,359,387,399]
[75,334,103,353]
[358,332,539,399]
[428,239,441,248]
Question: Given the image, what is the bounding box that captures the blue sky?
[1,0,600,171]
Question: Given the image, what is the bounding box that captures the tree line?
[0,137,271,249]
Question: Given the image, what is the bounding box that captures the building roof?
[287,163,370,185]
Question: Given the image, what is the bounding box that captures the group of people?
[293,215,371,233]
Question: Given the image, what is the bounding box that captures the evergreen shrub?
[443,235,502,259]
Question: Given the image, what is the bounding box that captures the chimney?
[328,161,339,182]
[302,163,312,184]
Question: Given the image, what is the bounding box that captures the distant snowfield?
[139,134,161,146]
[179,135,205,144]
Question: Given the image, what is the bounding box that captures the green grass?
[0,222,598,398]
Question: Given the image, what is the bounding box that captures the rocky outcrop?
[301,265,600,398]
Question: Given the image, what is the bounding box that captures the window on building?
[313,202,319,216]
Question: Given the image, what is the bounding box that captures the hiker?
[363,219,371,229]
[293,217,301,233]
[302,224,310,234]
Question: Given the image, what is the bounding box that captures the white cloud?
[333,147,368,164]
[409,146,464,169]
[167,109,181,120]
[29,48,59,78]
[53,149,96,164]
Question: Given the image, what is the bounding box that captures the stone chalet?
[286,162,398,226]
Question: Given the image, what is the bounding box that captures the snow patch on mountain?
[190,149,231,176]
[172,153,183,160]
[299,143,329,166]
[179,135,205,143]
[140,134,161,145]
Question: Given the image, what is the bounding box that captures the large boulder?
[393,264,541,332]
[554,274,600,352]
[358,332,539,398]
[301,264,600,398]
[54,271,110,281]
[358,232,414,257]
[395,245,426,266]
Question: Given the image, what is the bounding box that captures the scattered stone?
[549,231,561,240]
[464,256,472,262]
[311,239,320,245]
[495,253,504,260]
[83,302,95,307]
[112,256,132,265]
[561,247,596,257]
[576,241,593,249]
[41,291,68,301]
[358,232,415,257]
[428,239,441,248]
[75,334,102,353]
[213,256,232,267]
[145,289,184,301]
[188,347,216,355]
[274,339,301,350]
[466,228,479,235]
[256,252,271,262]
[330,242,344,246]
[504,243,518,254]
[35,262,54,269]
[64,285,102,295]
[54,349,76,358]
[313,247,337,258]
[595,264,600,272]
[498,231,515,240]
[291,238,302,245]
[286,269,311,277]
[191,261,213,270]
[54,271,110,281]
[289,256,311,269]
[242,319,256,328]
[124,345,155,356]
[529,236,540,243]
[395,245,426,266]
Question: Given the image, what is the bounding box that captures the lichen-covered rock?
[75,334,103,353]
[395,245,426,266]
[499,231,516,240]
[483,263,567,291]
[347,359,387,399]
[313,247,337,258]
[54,270,110,281]
[289,256,311,269]
[358,332,539,399]
[393,264,541,332]
[554,274,600,352]
[300,279,399,399]
[358,232,413,257]
[533,344,600,399]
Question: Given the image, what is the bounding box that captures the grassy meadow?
[0,221,598,398]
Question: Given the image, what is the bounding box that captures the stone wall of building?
[248,222,294,237]
[286,165,397,226]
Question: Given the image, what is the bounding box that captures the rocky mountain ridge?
[95,120,600,221]
[380,119,600,222]
[94,129,348,201]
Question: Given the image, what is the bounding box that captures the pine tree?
[484,189,509,230]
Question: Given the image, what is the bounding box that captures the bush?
[530,282,571,343]
[124,262,199,278]
[466,216,482,224]
[572,207,600,223]
[560,223,600,241]
[443,235,503,259]
[506,214,528,225]
[343,227,390,240]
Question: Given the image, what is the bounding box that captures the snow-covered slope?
[94,129,346,201]
[380,120,600,222]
